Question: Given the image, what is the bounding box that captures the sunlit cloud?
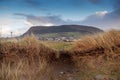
[95,11,108,17]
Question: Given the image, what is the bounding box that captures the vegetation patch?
[0,30,120,80]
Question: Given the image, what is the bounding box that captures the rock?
[67,77,80,80]
[60,71,65,74]
[94,74,117,80]
[95,74,106,80]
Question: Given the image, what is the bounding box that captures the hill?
[22,25,103,40]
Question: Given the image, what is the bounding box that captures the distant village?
[38,36,76,42]
[0,31,78,42]
[0,36,78,42]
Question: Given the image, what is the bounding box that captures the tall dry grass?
[0,30,120,80]
[72,30,120,57]
[70,30,120,80]
[0,35,57,63]
[0,35,57,80]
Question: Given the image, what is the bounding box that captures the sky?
[0,0,120,37]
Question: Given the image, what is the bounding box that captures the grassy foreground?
[0,30,120,80]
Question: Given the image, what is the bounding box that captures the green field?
[36,32,87,38]
[40,41,74,51]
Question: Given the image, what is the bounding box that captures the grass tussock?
[70,30,120,80]
[0,35,57,80]
[0,35,57,64]
[72,30,120,57]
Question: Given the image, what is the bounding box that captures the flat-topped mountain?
[22,25,103,40]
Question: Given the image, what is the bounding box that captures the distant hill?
[22,25,103,39]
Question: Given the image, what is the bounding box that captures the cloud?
[95,11,108,17]
[0,17,29,37]
[14,10,120,30]
[14,3,120,31]
[81,10,120,30]
[82,11,108,21]
[81,0,120,30]
[0,18,13,25]
[82,0,120,30]
[14,13,63,26]
[14,13,81,27]
[0,26,27,37]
